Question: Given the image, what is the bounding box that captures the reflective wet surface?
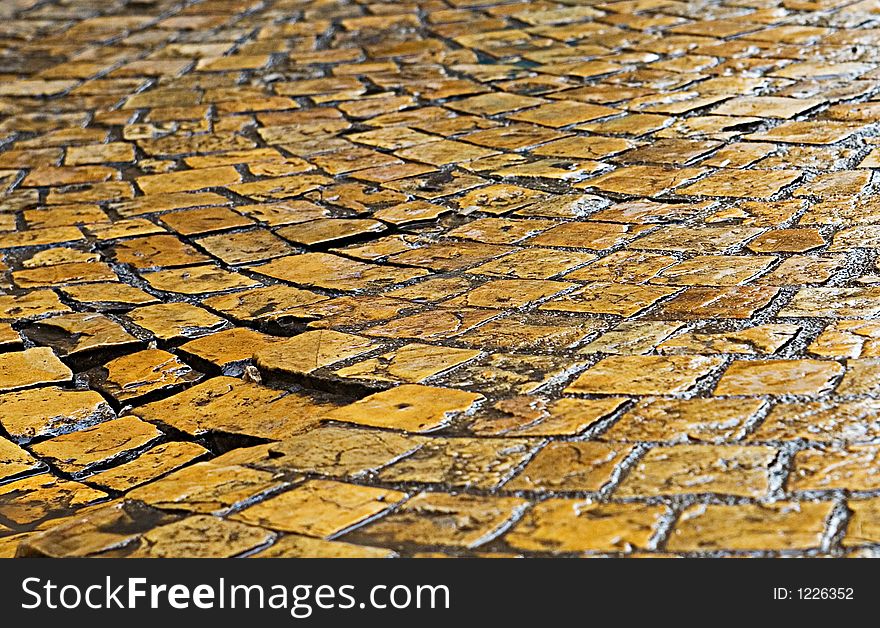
[1,0,880,557]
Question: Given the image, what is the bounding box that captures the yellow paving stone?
[445,279,576,308]
[127,516,274,558]
[250,535,395,558]
[86,441,209,492]
[505,500,667,554]
[232,480,405,537]
[616,445,776,498]
[203,284,328,323]
[580,165,708,196]
[160,206,253,236]
[12,261,117,288]
[667,502,833,552]
[527,221,651,250]
[749,399,880,443]
[809,321,880,358]
[0,475,108,526]
[0,348,72,392]
[844,499,880,547]
[127,302,227,341]
[790,445,880,492]
[0,437,41,482]
[541,282,679,317]
[141,263,260,294]
[333,343,481,384]
[256,330,379,376]
[325,384,482,433]
[130,377,333,440]
[0,290,75,321]
[127,462,287,514]
[458,313,603,352]
[714,359,844,396]
[566,355,724,395]
[472,396,626,437]
[137,166,242,195]
[632,226,765,253]
[178,328,279,372]
[651,286,779,319]
[578,321,684,355]
[353,492,528,549]
[250,252,428,291]
[603,398,764,444]
[378,437,537,490]
[0,226,84,249]
[61,281,159,307]
[15,502,177,558]
[31,416,162,476]
[0,387,114,443]
[94,349,200,402]
[113,234,211,269]
[652,255,775,286]
[25,312,138,357]
[564,251,677,283]
[657,324,800,355]
[507,441,631,492]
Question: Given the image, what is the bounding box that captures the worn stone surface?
[3,0,880,558]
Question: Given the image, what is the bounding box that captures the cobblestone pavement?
[7,0,880,558]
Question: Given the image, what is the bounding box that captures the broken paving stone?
[714,359,843,396]
[232,480,405,538]
[566,355,725,395]
[0,387,115,443]
[615,445,777,498]
[91,349,201,402]
[126,302,228,341]
[505,500,667,554]
[844,499,880,547]
[650,286,779,320]
[0,348,72,392]
[506,441,632,492]
[377,437,537,490]
[324,384,483,433]
[667,502,833,552]
[30,416,163,476]
[0,323,21,348]
[445,279,576,308]
[468,248,596,279]
[352,492,528,549]
[0,475,108,526]
[127,461,287,514]
[86,441,209,492]
[196,229,293,265]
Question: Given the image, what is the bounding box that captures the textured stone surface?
[3,0,880,559]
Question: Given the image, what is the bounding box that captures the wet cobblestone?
[5,0,880,558]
